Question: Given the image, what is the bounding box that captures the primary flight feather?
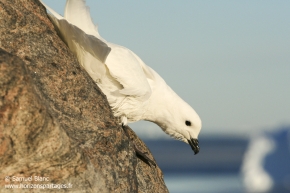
[41,0,202,154]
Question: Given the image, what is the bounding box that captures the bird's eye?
[185,120,191,126]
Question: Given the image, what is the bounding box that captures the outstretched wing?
[64,0,103,40]
[41,0,110,83]
[41,0,110,63]
[48,15,110,64]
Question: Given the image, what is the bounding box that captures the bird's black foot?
[122,124,156,167]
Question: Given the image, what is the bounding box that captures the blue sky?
[43,0,290,137]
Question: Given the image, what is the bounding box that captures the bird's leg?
[122,124,156,167]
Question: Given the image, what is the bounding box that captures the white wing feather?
[64,0,103,40]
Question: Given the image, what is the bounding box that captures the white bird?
[41,0,202,155]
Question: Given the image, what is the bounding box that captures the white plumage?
[41,0,202,154]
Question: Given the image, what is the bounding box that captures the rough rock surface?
[0,0,169,192]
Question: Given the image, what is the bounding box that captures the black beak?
[188,138,199,155]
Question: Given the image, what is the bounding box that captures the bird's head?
[155,97,202,155]
[143,68,202,154]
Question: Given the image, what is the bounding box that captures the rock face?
[0,0,168,192]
